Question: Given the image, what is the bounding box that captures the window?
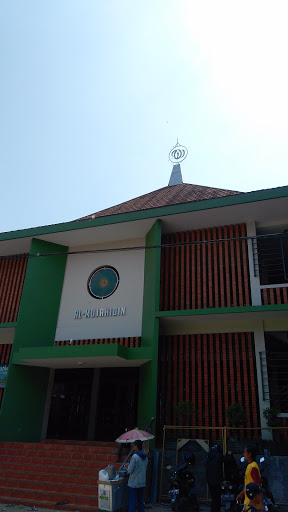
[265,332,288,413]
[256,231,288,285]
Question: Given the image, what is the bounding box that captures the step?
[0,443,119,455]
[0,448,118,461]
[0,469,99,486]
[0,461,121,477]
[0,441,124,512]
[41,439,117,447]
[0,486,98,508]
[0,477,98,496]
[0,454,118,467]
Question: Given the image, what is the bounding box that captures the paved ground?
[0,502,209,512]
[0,501,287,512]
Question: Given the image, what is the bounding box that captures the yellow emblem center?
[99,277,108,288]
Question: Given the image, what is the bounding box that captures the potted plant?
[226,403,246,439]
[263,407,281,427]
[174,401,194,432]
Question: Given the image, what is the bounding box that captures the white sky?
[1,0,288,233]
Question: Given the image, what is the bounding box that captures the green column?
[138,220,162,432]
[0,238,67,441]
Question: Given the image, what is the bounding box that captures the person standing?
[236,445,264,511]
[127,440,148,512]
[245,483,263,512]
[206,445,223,512]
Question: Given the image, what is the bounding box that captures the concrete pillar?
[246,221,262,306]
[87,368,101,440]
[254,323,272,440]
[41,368,55,439]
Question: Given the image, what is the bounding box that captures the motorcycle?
[168,452,199,512]
[221,480,239,511]
[259,456,279,512]
[220,452,244,512]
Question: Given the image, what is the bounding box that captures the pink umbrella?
[115,428,155,443]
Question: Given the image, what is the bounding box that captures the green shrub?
[263,407,281,427]
[174,401,194,420]
[226,403,246,427]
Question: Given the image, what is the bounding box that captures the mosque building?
[0,142,288,443]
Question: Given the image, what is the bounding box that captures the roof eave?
[1,185,288,243]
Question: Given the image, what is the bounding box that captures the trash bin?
[98,477,128,512]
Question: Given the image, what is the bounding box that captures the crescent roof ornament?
[169,139,188,164]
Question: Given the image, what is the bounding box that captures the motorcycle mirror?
[260,457,265,463]
[240,457,245,462]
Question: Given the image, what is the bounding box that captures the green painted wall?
[0,238,67,441]
[138,220,162,433]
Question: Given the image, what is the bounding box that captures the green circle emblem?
[88,266,119,299]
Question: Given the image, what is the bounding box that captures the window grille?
[256,233,288,285]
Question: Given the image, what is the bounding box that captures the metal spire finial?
[168,140,188,186]
[169,140,188,164]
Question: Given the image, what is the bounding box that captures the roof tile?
[77,183,242,220]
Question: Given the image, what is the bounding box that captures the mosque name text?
[74,306,126,319]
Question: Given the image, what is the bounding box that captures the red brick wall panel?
[180,232,185,310]
[224,226,232,307]
[229,225,238,307]
[207,228,213,308]
[55,337,141,347]
[185,232,191,309]
[203,334,210,438]
[157,333,261,440]
[276,288,281,304]
[222,334,229,422]
[175,233,180,310]
[191,335,196,426]
[218,226,225,308]
[170,236,175,310]
[241,332,251,432]
[235,224,244,306]
[262,288,269,305]
[209,334,216,428]
[261,287,288,305]
[196,334,202,433]
[173,335,178,425]
[269,288,275,304]
[160,224,251,310]
[164,235,170,311]
[212,227,220,308]
[202,228,207,309]
[178,335,184,404]
[215,333,223,427]
[196,230,202,309]
[240,223,251,306]
[0,256,28,324]
[191,231,196,310]
[227,333,236,405]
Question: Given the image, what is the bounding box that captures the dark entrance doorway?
[46,367,139,441]
[47,368,93,440]
[94,367,139,441]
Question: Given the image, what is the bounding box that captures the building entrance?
[94,367,139,441]
[46,368,93,440]
[46,367,139,441]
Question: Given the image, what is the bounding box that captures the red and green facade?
[0,185,288,442]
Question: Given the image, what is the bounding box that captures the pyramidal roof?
[78,182,242,221]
